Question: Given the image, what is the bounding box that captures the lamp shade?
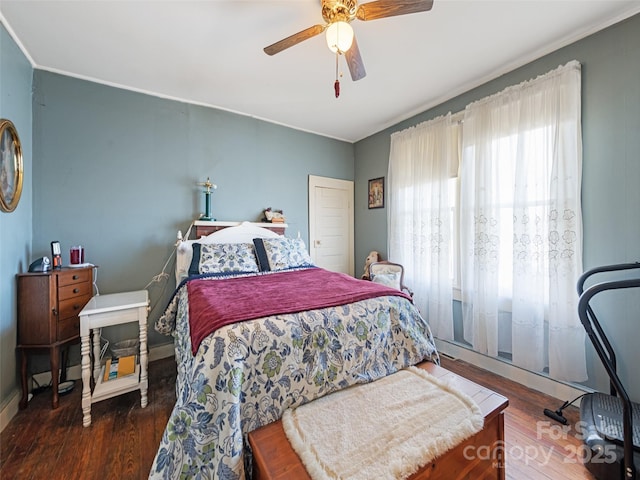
[325,21,354,53]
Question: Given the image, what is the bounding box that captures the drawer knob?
[73,304,80,310]
[73,288,79,293]
[73,275,79,280]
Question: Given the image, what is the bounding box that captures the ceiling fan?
[264,0,434,88]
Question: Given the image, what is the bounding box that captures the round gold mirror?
[0,119,24,213]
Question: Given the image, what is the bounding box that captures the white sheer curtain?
[459,61,586,382]
[388,114,458,340]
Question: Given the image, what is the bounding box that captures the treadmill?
[577,263,640,480]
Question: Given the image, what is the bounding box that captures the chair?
[368,261,413,297]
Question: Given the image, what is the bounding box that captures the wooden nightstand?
[79,290,149,427]
[17,265,95,409]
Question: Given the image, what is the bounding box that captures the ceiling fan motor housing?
[322,0,358,23]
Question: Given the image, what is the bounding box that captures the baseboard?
[435,338,593,403]
[149,342,175,362]
[0,389,21,433]
[0,342,175,433]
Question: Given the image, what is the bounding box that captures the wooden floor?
[0,355,595,480]
[440,355,595,480]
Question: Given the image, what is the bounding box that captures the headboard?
[175,221,281,283]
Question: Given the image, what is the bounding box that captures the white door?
[309,175,354,276]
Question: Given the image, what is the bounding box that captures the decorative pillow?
[371,272,401,290]
[188,243,259,276]
[176,223,281,283]
[253,237,315,272]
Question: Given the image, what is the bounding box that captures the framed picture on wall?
[368,177,384,209]
[0,119,24,213]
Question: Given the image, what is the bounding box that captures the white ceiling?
[1,1,639,143]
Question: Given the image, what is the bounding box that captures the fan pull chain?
[334,52,340,98]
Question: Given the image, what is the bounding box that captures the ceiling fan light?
[326,21,354,54]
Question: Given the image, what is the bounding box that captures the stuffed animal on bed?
[361,250,382,280]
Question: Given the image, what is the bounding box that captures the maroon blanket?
[187,268,411,354]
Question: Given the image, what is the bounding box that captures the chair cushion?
[371,272,401,290]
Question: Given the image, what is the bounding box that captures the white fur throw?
[282,366,484,480]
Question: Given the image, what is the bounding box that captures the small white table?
[79,290,149,427]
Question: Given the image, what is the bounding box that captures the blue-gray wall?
[0,24,33,409]
[30,71,354,365]
[354,14,640,400]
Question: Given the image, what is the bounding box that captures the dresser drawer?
[59,280,92,301]
[57,315,80,342]
[59,294,91,320]
[58,268,92,287]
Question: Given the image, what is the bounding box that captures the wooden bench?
[249,361,508,480]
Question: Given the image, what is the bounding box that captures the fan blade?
[356,0,434,21]
[264,24,326,56]
[345,36,366,81]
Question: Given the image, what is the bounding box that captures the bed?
[149,222,439,479]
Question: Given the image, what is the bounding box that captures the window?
[390,61,587,382]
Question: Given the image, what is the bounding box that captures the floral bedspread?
[150,273,438,480]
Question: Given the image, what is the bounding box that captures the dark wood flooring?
[440,355,595,480]
[0,355,596,479]
[0,357,176,480]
